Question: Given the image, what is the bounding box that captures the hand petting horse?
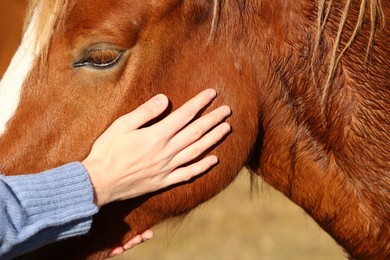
[0,0,388,259]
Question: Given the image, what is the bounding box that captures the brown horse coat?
[0,0,388,259]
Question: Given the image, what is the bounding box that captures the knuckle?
[184,109,197,121]
[191,146,203,157]
[191,127,204,139]
[193,123,209,138]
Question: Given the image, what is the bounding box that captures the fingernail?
[223,106,231,116]
[208,89,217,98]
[143,231,154,240]
[221,123,231,134]
[153,94,167,106]
[210,156,219,165]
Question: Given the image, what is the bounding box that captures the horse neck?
[243,0,390,258]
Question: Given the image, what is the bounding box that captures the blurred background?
[117,171,345,260]
[1,2,345,259]
[0,0,27,77]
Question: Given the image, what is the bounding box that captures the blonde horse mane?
[313,0,385,108]
[24,0,71,61]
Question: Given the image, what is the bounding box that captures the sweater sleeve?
[0,162,99,259]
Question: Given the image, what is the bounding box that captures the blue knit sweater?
[0,162,99,259]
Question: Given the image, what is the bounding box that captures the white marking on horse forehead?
[0,12,41,136]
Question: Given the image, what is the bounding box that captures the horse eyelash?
[73,50,125,69]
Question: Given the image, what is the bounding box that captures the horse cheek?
[119,110,259,233]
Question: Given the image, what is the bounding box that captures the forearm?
[0,162,98,259]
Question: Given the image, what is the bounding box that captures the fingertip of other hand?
[142,230,154,241]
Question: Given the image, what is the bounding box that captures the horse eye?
[73,49,124,69]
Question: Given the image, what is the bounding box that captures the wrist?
[82,157,108,208]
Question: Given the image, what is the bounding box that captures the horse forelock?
[0,1,72,136]
[25,0,72,62]
[0,11,40,136]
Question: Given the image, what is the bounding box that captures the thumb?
[116,94,169,131]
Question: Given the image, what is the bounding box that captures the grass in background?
[115,169,346,260]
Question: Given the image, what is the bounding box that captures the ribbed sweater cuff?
[5,162,99,245]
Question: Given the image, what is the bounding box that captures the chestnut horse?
[0,0,389,259]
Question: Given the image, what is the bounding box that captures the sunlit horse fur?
[0,0,388,259]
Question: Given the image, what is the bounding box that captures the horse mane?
[314,0,385,108]
[23,0,385,105]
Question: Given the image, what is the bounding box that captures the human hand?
[82,89,231,207]
[108,230,154,257]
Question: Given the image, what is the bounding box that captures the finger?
[122,230,153,250]
[168,105,231,155]
[170,122,231,168]
[164,155,219,186]
[121,234,143,251]
[115,94,169,132]
[140,229,154,241]
[108,246,125,257]
[157,89,217,137]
